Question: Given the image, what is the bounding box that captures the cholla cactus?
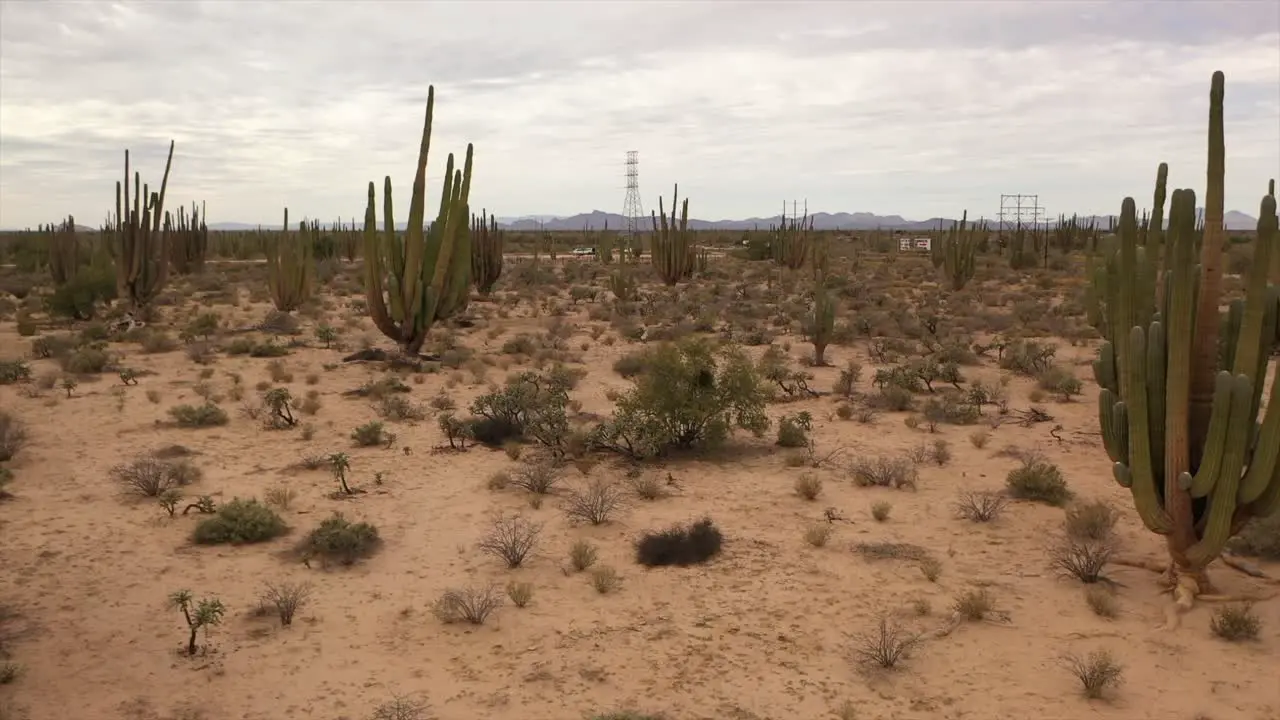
[1090,71,1279,623]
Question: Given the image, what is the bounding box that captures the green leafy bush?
[192,498,287,545]
[590,338,768,459]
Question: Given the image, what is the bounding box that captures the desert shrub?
[169,402,229,428]
[1064,499,1118,541]
[510,458,561,494]
[1050,537,1112,583]
[1005,456,1071,506]
[612,350,649,378]
[0,411,27,462]
[852,616,919,669]
[469,370,571,450]
[433,585,502,625]
[109,457,201,497]
[871,501,892,521]
[371,695,432,720]
[1037,365,1083,401]
[297,513,380,566]
[568,539,599,572]
[794,473,822,500]
[351,420,389,447]
[1084,586,1119,619]
[850,455,917,490]
[193,498,287,545]
[954,491,1008,522]
[922,393,980,426]
[562,478,626,525]
[775,411,812,448]
[1227,512,1280,560]
[804,523,833,547]
[45,265,116,320]
[635,517,723,567]
[0,360,32,385]
[0,466,13,498]
[260,581,312,626]
[868,385,915,412]
[1210,604,1261,642]
[953,588,995,620]
[590,338,769,459]
[61,346,111,374]
[999,339,1056,376]
[479,513,542,568]
[589,565,622,593]
[1062,650,1123,699]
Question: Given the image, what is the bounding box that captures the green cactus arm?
[1185,374,1254,566]
[1185,372,1237,498]
[1122,324,1175,533]
[1098,389,1126,462]
[363,183,402,343]
[1146,320,1167,474]
[1238,313,1280,504]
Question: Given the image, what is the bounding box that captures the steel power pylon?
[622,150,645,258]
[997,194,1044,246]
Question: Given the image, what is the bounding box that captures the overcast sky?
[1,1,1277,229]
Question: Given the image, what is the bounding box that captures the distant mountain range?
[37,209,1262,234]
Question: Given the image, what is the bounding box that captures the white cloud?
[0,0,1276,228]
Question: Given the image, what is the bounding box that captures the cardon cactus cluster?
[808,283,836,365]
[363,85,474,356]
[650,184,693,285]
[942,210,979,291]
[264,209,315,312]
[167,201,208,275]
[114,141,175,309]
[773,205,812,270]
[49,215,80,286]
[1091,71,1279,608]
[471,209,503,296]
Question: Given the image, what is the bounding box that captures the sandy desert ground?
[0,252,1278,720]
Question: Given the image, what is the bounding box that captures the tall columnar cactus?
[773,204,812,270]
[650,184,693,285]
[1091,71,1280,620]
[363,85,474,356]
[265,208,315,312]
[168,202,208,275]
[942,210,978,291]
[598,219,615,264]
[471,209,503,296]
[808,283,836,366]
[115,141,175,310]
[49,215,80,286]
[1008,225,1035,270]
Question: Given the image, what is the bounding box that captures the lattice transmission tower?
[622,150,645,258]
[997,193,1044,245]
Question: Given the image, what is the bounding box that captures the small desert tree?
[590,338,769,458]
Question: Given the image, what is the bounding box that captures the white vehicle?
[571,247,596,256]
